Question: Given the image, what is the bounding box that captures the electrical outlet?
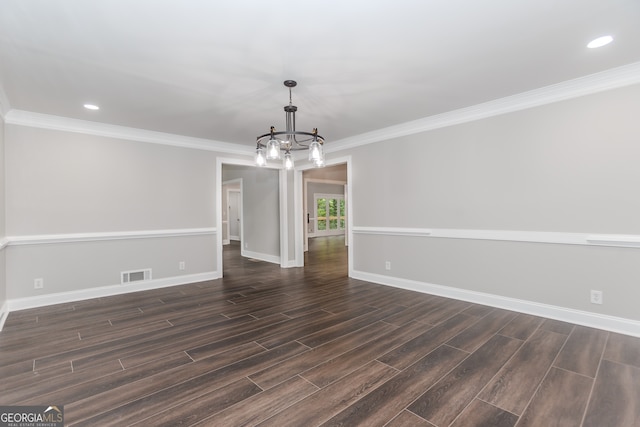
[590,290,603,305]
[385,261,391,271]
[34,278,44,289]
[179,261,185,271]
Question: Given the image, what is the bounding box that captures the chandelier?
[255,80,325,169]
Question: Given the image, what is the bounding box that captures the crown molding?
[3,109,250,155]
[3,62,640,156]
[326,61,640,153]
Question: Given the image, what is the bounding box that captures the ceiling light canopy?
[587,35,613,49]
[83,103,100,110]
[255,80,325,170]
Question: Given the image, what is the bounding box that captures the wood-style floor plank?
[249,320,396,390]
[408,335,522,426]
[516,367,593,427]
[446,308,517,352]
[300,320,428,388]
[450,399,518,427]
[1,237,638,427]
[258,360,398,427]
[69,342,307,425]
[385,411,435,427]
[554,325,608,377]
[320,345,468,427]
[583,360,640,427]
[479,329,567,415]
[498,313,544,340]
[377,312,477,370]
[603,332,640,369]
[130,378,264,427]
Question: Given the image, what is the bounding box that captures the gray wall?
[6,126,216,234]
[0,115,6,316]
[5,125,218,301]
[222,164,280,260]
[347,83,640,321]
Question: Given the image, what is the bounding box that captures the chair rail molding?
[6,227,217,246]
[352,226,640,249]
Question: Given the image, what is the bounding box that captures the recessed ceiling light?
[587,35,613,49]
[83,103,100,110]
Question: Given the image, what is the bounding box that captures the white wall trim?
[241,249,281,265]
[0,238,9,250]
[352,226,640,249]
[0,80,11,118]
[4,110,250,156]
[353,226,433,237]
[352,270,640,338]
[5,227,217,246]
[0,301,8,331]
[279,168,289,268]
[6,272,218,312]
[328,61,640,153]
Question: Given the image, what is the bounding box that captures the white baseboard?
[0,301,8,331]
[241,249,281,265]
[6,272,219,313]
[351,270,640,338]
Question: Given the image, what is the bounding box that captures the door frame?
[293,155,353,276]
[216,157,285,278]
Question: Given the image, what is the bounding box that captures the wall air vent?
[121,268,152,284]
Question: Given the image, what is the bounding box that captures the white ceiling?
[1,0,639,147]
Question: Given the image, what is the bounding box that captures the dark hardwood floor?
[1,236,639,426]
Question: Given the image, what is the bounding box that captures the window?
[313,193,345,236]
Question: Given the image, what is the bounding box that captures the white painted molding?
[352,270,640,338]
[352,226,640,249]
[6,272,218,312]
[0,238,9,250]
[5,63,640,160]
[4,110,250,156]
[0,301,8,332]
[6,227,216,246]
[353,227,432,237]
[586,235,640,247]
[0,84,10,118]
[241,249,281,265]
[328,61,640,153]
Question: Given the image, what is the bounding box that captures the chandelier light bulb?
[266,138,281,160]
[255,147,266,167]
[308,140,321,161]
[283,152,294,170]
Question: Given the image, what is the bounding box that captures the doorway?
[218,161,282,277]
[298,161,351,275]
[228,189,241,241]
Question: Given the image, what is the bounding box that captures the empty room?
[1,1,639,426]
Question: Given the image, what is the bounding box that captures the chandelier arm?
[256,131,324,149]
